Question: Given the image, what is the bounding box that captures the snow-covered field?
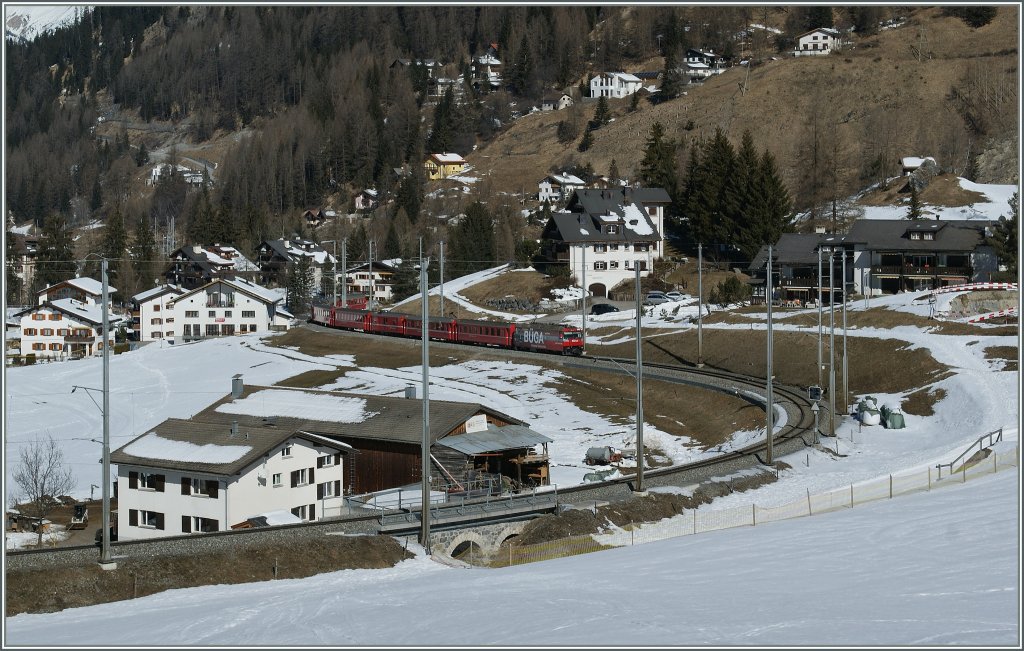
[855,177,1016,222]
[5,466,1018,646]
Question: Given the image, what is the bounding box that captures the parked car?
[643,292,671,305]
[664,291,685,301]
[590,303,620,315]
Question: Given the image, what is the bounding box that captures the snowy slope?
[5,467,1018,646]
[4,4,88,43]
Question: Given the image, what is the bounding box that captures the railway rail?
[9,325,819,559]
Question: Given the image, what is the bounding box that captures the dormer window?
[910,232,921,240]
[606,225,619,235]
[923,232,935,240]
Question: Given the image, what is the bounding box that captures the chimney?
[230,420,238,438]
[232,374,244,398]
[405,385,419,399]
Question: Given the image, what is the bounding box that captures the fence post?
[693,511,697,536]
[807,487,812,516]
[752,504,756,526]
[889,474,893,499]
[509,543,512,566]
[928,467,931,491]
[850,484,854,508]
[993,451,998,473]
[962,464,967,483]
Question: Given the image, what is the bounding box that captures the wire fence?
[505,444,1019,567]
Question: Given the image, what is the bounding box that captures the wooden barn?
[189,381,552,498]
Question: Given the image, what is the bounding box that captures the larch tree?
[13,435,75,547]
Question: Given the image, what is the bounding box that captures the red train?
[310,305,584,355]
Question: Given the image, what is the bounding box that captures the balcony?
[205,299,235,308]
[64,334,96,343]
[871,265,971,277]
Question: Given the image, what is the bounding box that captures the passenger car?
[664,291,684,301]
[643,292,671,305]
[590,303,620,315]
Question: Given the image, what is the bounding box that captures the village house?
[148,162,208,187]
[540,94,574,111]
[255,237,336,291]
[7,232,39,305]
[900,156,938,176]
[424,153,467,180]
[15,279,120,361]
[471,44,502,91]
[130,284,185,342]
[540,187,671,298]
[354,189,379,212]
[794,27,841,56]
[344,261,396,305]
[164,244,262,290]
[538,172,587,204]
[589,72,643,98]
[169,276,292,342]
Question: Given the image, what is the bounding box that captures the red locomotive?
[310,305,583,356]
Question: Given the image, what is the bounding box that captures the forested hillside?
[4,5,1018,301]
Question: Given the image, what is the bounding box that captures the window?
[131,509,163,529]
[290,504,315,521]
[152,332,163,339]
[317,481,342,500]
[49,343,62,351]
[593,244,607,253]
[151,318,162,325]
[32,314,45,321]
[282,445,293,458]
[910,232,921,240]
[224,311,232,318]
[41,329,54,336]
[23,328,36,336]
[634,244,649,252]
[272,473,282,487]
[609,244,619,251]
[166,331,173,337]
[153,304,161,312]
[182,516,218,533]
[637,261,648,271]
[57,329,68,336]
[242,311,255,318]
[191,478,210,496]
[606,225,619,234]
[48,313,60,321]
[923,232,935,241]
[290,467,314,487]
[317,454,336,468]
[205,324,220,336]
[208,311,216,318]
[166,317,174,323]
[610,261,620,269]
[140,473,159,490]
[32,343,46,351]
[594,262,607,270]
[185,311,199,318]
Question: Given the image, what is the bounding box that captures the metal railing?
[936,428,1003,478]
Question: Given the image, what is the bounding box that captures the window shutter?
[317,483,324,500]
[317,456,325,469]
[309,504,314,520]
[181,478,190,495]
[129,472,138,489]
[182,516,191,533]
[155,513,165,530]
[309,467,314,483]
[210,519,219,532]
[334,480,341,496]
[129,509,138,526]
[207,481,218,499]
[290,470,298,488]
[154,474,165,492]
[334,453,341,466]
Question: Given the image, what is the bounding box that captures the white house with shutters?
[589,72,643,98]
[169,277,292,342]
[538,172,587,204]
[130,284,185,342]
[794,28,841,56]
[112,419,351,540]
[14,277,121,360]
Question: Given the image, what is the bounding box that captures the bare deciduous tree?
[13,435,75,547]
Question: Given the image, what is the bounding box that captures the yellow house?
[424,153,467,180]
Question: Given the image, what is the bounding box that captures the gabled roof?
[545,187,669,244]
[16,299,108,326]
[798,27,840,38]
[346,260,397,274]
[259,238,335,266]
[428,152,466,165]
[171,277,282,307]
[846,219,989,252]
[190,385,526,447]
[437,424,552,455]
[543,173,586,187]
[38,277,114,298]
[749,234,827,271]
[132,284,185,303]
[111,418,351,477]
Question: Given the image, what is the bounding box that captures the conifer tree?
[987,192,1018,276]
[349,223,368,263]
[593,96,611,128]
[639,122,678,199]
[102,208,129,285]
[286,256,314,315]
[608,159,621,183]
[34,212,77,291]
[448,202,496,277]
[382,221,401,260]
[133,214,158,290]
[907,185,923,220]
[578,129,594,152]
[6,234,23,304]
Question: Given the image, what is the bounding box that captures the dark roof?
[845,219,990,252]
[545,187,670,244]
[438,424,552,455]
[347,261,396,273]
[749,233,827,271]
[190,385,526,446]
[111,419,351,476]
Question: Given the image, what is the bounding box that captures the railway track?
[10,325,819,559]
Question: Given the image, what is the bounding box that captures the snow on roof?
[49,298,106,325]
[687,62,710,69]
[283,240,334,265]
[477,54,501,65]
[549,173,586,186]
[613,72,642,83]
[61,277,108,296]
[227,278,281,304]
[259,510,303,526]
[215,389,377,423]
[433,153,466,164]
[132,284,184,303]
[622,203,654,236]
[123,432,252,464]
[901,156,936,169]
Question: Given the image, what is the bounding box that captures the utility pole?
[368,240,375,310]
[331,241,338,307]
[842,247,849,415]
[419,240,431,554]
[817,245,823,392]
[829,247,836,437]
[766,245,774,464]
[634,266,645,493]
[439,240,445,318]
[100,258,114,570]
[341,239,347,308]
[697,242,704,367]
[581,242,587,352]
